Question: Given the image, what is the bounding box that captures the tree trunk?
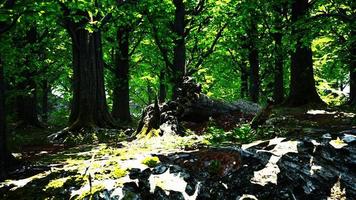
[159,70,166,103]
[15,81,40,126]
[112,27,131,122]
[0,58,16,180]
[240,68,248,99]
[273,32,284,104]
[41,79,49,123]
[0,58,8,178]
[286,0,323,106]
[0,0,17,179]
[172,0,186,99]
[15,26,41,127]
[349,29,356,105]
[247,19,260,103]
[67,26,114,130]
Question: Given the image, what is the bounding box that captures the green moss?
[137,125,160,139]
[111,168,127,179]
[78,184,105,199]
[45,177,69,191]
[142,156,160,167]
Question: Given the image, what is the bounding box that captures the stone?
[152,165,168,175]
[129,168,141,179]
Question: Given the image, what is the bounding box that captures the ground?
[0,107,355,200]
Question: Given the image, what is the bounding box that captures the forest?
[0,0,355,199]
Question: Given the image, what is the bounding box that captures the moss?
[137,125,160,139]
[111,168,127,179]
[78,184,105,199]
[142,156,160,167]
[45,177,69,191]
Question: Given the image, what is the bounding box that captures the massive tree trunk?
[172,0,186,99]
[112,27,131,123]
[65,19,114,130]
[286,0,323,106]
[247,19,260,103]
[349,29,356,105]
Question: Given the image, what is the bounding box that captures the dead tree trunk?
[136,77,260,137]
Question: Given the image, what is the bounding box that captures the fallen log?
[135,77,260,137]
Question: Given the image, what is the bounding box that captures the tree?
[60,2,114,130]
[172,0,186,99]
[285,0,324,106]
[272,2,286,104]
[0,0,18,179]
[247,17,260,103]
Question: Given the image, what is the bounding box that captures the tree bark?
[286,0,323,106]
[240,67,248,99]
[112,27,131,122]
[41,79,49,123]
[349,29,356,105]
[172,0,186,99]
[273,32,284,104]
[159,70,166,103]
[0,58,9,178]
[15,26,41,127]
[0,58,16,180]
[247,19,260,103]
[0,0,17,179]
[65,20,114,130]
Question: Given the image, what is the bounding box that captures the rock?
[122,182,141,200]
[139,168,152,179]
[153,187,169,200]
[129,168,141,179]
[152,165,168,175]
[169,190,185,199]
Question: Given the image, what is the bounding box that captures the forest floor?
[0,107,355,200]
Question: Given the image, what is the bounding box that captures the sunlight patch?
[149,170,187,193]
[329,137,347,149]
[306,110,336,115]
[251,139,299,186]
[328,178,346,200]
[251,155,280,186]
[149,169,200,200]
[242,140,265,150]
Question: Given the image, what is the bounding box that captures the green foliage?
[204,124,255,144]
